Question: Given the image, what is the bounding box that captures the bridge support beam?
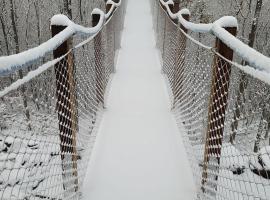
[201,26,237,194]
[51,25,79,194]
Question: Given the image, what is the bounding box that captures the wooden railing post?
[172,2,180,14]
[106,3,113,14]
[92,13,105,107]
[180,13,190,32]
[201,26,237,193]
[168,2,180,23]
[172,13,190,108]
[51,25,78,193]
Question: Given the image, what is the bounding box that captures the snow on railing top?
[0,0,122,76]
[51,9,104,33]
[159,0,270,74]
[0,9,104,75]
[0,56,65,98]
[105,0,121,19]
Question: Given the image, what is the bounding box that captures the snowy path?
[82,0,196,199]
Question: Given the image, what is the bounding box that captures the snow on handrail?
[0,0,122,76]
[160,0,212,32]
[105,0,121,19]
[0,9,104,75]
[177,10,212,33]
[0,0,121,75]
[159,0,177,19]
[0,0,123,97]
[159,0,270,73]
[0,56,65,98]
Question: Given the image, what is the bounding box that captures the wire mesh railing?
[152,0,270,199]
[0,0,126,199]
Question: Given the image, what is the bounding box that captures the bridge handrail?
[154,1,270,199]
[0,0,126,199]
[0,0,121,76]
[105,0,121,20]
[159,0,270,74]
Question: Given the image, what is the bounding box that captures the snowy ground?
[81,0,196,199]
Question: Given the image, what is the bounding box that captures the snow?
[178,14,238,33]
[4,136,15,146]
[220,143,248,172]
[179,8,191,16]
[178,15,212,33]
[0,9,105,76]
[177,10,238,34]
[0,56,64,98]
[233,62,270,85]
[0,3,122,97]
[259,146,270,170]
[0,108,63,199]
[160,0,174,6]
[105,0,122,20]
[81,0,196,199]
[159,0,178,20]
[211,22,270,73]
[217,169,270,200]
[213,16,238,28]
[159,0,270,75]
[50,14,70,26]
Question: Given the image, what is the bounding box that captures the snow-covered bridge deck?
[82,0,195,199]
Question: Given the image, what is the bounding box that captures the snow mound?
[220,143,248,174]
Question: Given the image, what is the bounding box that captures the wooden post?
[92,13,105,107]
[172,13,190,108]
[172,2,180,14]
[168,2,180,24]
[201,27,237,193]
[168,4,174,12]
[106,3,113,18]
[180,14,190,32]
[51,25,78,192]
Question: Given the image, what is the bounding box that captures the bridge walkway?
[82,0,195,199]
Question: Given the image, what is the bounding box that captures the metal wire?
[152,1,270,199]
[0,1,126,199]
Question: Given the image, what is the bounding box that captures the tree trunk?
[230,0,262,145]
[248,0,262,48]
[63,0,72,19]
[32,1,42,111]
[10,0,31,130]
[0,14,13,84]
[79,0,83,22]
[250,0,264,152]
[254,109,267,153]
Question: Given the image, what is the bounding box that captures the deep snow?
[81,0,196,199]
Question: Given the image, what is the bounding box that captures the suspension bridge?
[0,0,270,199]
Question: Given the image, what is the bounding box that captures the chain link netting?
[0,1,126,199]
[152,1,270,199]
